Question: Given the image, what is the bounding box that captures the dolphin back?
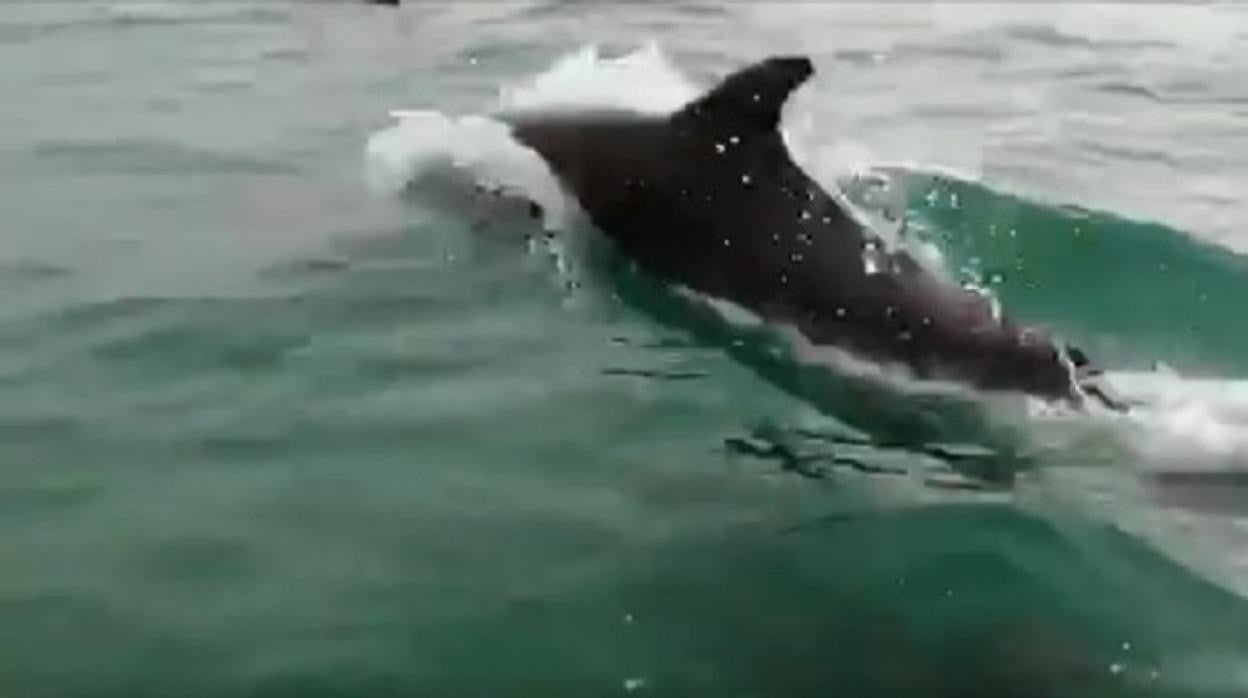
[494,55,1104,408]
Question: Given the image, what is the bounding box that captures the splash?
[365,110,573,228]
[497,42,698,114]
[1108,370,1248,467]
[365,43,706,231]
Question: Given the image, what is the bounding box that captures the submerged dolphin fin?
[673,55,815,132]
[1065,344,1132,413]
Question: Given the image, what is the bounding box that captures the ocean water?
[4,3,1248,696]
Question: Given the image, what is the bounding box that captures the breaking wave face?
[365,43,1248,477]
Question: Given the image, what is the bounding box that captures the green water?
[3,4,1248,697]
[899,168,1248,376]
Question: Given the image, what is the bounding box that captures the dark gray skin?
[503,55,1115,409]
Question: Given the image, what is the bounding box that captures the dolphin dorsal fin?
[673,56,814,133]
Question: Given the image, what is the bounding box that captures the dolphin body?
[500,55,1114,409]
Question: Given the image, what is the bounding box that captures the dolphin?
[498,55,1122,410]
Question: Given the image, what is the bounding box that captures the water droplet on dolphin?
[862,240,883,275]
[741,173,752,185]
[715,142,726,154]
[729,135,740,145]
